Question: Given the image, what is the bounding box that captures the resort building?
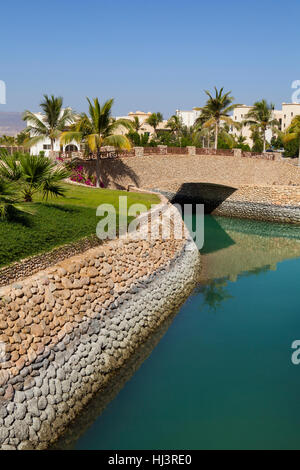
[175,108,201,127]
[26,110,80,157]
[115,110,169,135]
[176,102,300,148]
[231,103,300,147]
[25,109,170,156]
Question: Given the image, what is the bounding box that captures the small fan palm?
[0,179,34,220]
[0,152,70,202]
[23,95,75,151]
[0,149,23,180]
[60,97,133,187]
[18,155,70,201]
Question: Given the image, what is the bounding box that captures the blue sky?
[1,0,300,117]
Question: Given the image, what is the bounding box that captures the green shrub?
[283,139,298,158]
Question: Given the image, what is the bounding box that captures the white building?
[26,109,171,156]
[231,102,300,147]
[27,110,80,157]
[115,110,169,135]
[175,108,201,127]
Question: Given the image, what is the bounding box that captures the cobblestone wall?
[0,198,201,449]
[81,154,300,190]
[154,185,300,224]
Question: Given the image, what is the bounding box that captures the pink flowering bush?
[70,165,96,187]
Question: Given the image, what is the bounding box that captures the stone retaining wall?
[0,197,200,449]
[0,235,102,288]
[153,185,300,225]
[80,154,300,190]
[207,200,300,224]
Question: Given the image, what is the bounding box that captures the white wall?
[26,110,79,156]
[175,109,201,127]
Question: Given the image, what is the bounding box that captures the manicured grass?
[0,183,160,268]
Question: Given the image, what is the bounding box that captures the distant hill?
[0,112,24,136]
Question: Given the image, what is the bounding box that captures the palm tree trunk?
[298,137,300,167]
[214,121,219,150]
[96,148,101,187]
[263,131,266,153]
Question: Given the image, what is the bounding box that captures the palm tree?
[0,152,70,202]
[0,135,15,146]
[236,135,248,146]
[145,112,163,136]
[195,87,238,150]
[282,115,300,166]
[60,98,133,187]
[244,99,279,153]
[167,115,183,137]
[193,126,210,148]
[193,109,215,148]
[132,116,142,133]
[15,130,30,146]
[23,94,75,152]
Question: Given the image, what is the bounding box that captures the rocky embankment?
[0,197,200,449]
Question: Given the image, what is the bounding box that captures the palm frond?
[60,131,83,145]
[203,117,216,128]
[23,135,46,148]
[22,110,48,132]
[87,133,99,152]
[103,134,132,149]
[107,118,133,134]
[0,152,22,180]
[282,132,298,143]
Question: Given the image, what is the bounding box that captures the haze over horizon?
[1,0,300,118]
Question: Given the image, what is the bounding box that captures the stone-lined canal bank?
[152,186,300,225]
[67,215,300,451]
[0,197,200,449]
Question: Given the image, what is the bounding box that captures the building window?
[284,114,286,119]
[43,144,51,150]
[291,112,294,117]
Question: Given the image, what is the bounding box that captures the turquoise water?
[65,216,300,450]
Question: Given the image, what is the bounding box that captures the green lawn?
[0,183,160,268]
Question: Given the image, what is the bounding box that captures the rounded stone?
[37,396,47,410]
[14,420,29,440]
[0,427,9,441]
[15,403,27,420]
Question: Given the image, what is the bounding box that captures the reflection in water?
[199,215,300,283]
[194,279,233,312]
[56,214,300,450]
[52,307,180,449]
[197,215,300,311]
